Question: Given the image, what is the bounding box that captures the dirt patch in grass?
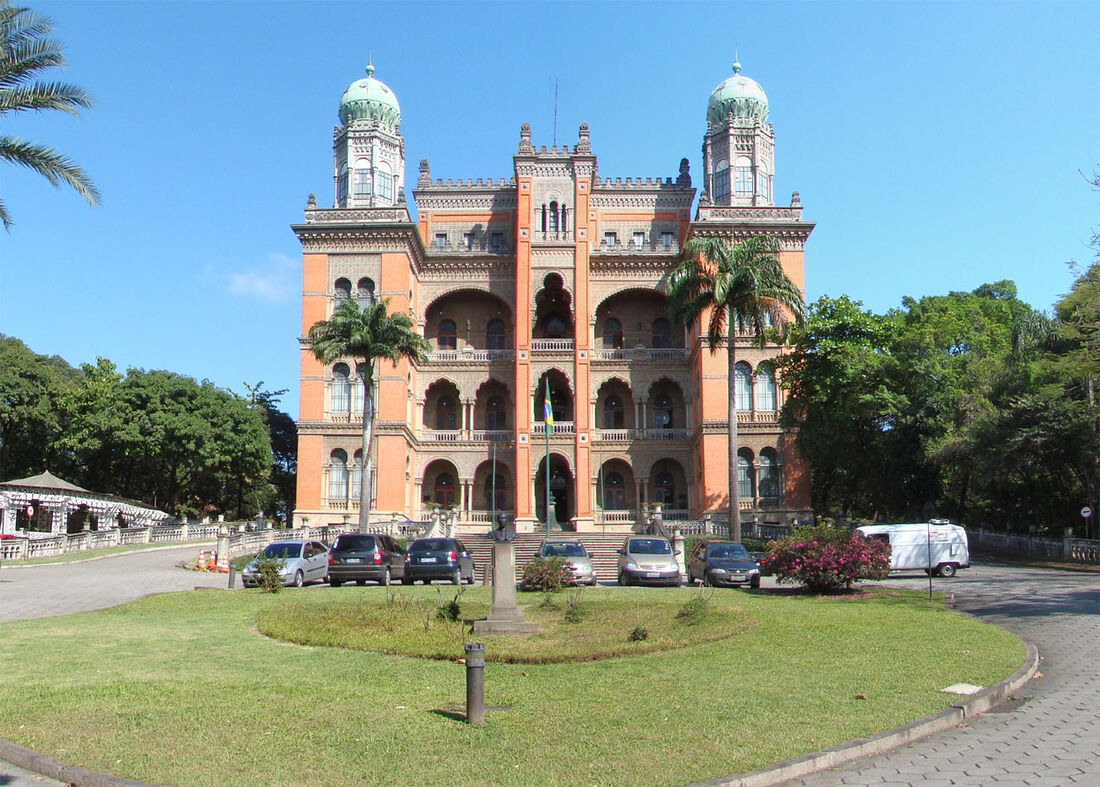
[255,588,751,663]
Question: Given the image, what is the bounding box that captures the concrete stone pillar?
[673,528,686,579]
[473,541,537,635]
[216,525,230,566]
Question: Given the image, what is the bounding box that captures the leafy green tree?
[667,234,805,541]
[0,1,100,229]
[307,299,429,532]
[243,382,297,525]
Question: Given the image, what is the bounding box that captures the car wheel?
[423,579,431,585]
[938,563,957,578]
[381,567,391,586]
[292,571,304,588]
[618,571,627,586]
[452,567,462,585]
[589,575,598,586]
[701,571,710,587]
[750,577,760,589]
[356,579,367,586]
[466,567,476,585]
[401,576,412,586]
[330,579,342,588]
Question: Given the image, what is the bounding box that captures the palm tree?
[1,1,101,230]
[308,298,429,533]
[666,234,805,542]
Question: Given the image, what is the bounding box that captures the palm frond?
[0,81,93,113]
[0,135,101,204]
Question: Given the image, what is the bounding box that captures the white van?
[855,522,970,577]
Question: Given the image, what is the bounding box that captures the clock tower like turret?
[333,62,405,208]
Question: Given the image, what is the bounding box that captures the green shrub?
[676,594,710,625]
[256,558,284,593]
[436,592,462,622]
[764,524,891,593]
[628,625,649,642]
[520,556,573,592]
[563,588,585,624]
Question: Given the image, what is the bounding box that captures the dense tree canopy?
[781,270,1099,535]
[0,336,295,522]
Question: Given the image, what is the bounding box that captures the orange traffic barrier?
[217,551,229,573]
[197,550,208,571]
[206,551,217,571]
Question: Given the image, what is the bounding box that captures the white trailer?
[855,522,970,577]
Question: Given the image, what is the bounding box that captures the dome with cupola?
[706,61,769,125]
[339,63,401,129]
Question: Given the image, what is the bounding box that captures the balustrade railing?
[530,339,574,352]
[425,349,514,363]
[421,429,462,442]
[590,348,690,362]
[736,410,780,423]
[531,421,576,435]
[469,430,512,442]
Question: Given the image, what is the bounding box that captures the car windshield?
[333,535,377,551]
[542,542,587,557]
[628,538,671,555]
[708,544,750,560]
[261,543,301,559]
[408,539,451,553]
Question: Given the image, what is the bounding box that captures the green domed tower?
[701,61,774,207]
[332,62,405,208]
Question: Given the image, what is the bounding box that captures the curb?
[0,737,157,787]
[694,636,1040,787]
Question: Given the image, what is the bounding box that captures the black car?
[402,537,476,585]
[688,541,761,588]
[327,532,406,586]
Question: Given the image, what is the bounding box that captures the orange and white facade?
[292,62,814,533]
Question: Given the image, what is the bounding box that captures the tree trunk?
[728,316,742,543]
[358,365,374,534]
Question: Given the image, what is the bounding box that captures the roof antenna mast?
[553,77,559,148]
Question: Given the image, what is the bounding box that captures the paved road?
[783,560,1100,786]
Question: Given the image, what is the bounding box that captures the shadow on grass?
[430,708,468,723]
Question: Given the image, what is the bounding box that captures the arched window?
[548,200,559,233]
[734,362,753,411]
[560,203,568,233]
[653,393,674,429]
[436,395,457,430]
[329,449,349,499]
[376,162,394,202]
[737,452,754,500]
[604,471,626,510]
[545,313,568,338]
[754,367,777,412]
[434,472,456,507]
[351,363,367,415]
[735,156,753,197]
[353,159,371,199]
[438,319,457,350]
[484,474,508,509]
[337,163,348,204]
[331,364,351,413]
[486,319,506,349]
[486,395,506,430]
[334,278,352,300]
[713,159,730,202]
[756,168,770,201]
[759,451,780,498]
[357,278,375,308]
[603,394,624,429]
[352,450,364,498]
[654,471,675,505]
[651,317,671,348]
[602,318,623,349]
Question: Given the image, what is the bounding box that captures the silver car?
[617,536,681,587]
[241,540,329,588]
[539,539,598,586]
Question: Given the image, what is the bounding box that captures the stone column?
[672,528,686,580]
[216,524,230,567]
[473,540,537,635]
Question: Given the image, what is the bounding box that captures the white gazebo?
[0,471,173,537]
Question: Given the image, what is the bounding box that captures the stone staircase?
[462,532,630,585]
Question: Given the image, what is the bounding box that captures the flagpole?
[491,441,497,528]
[545,379,552,537]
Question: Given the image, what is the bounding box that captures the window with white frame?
[603,231,617,248]
[434,233,448,249]
[754,366,777,411]
[734,156,753,196]
[737,451,754,499]
[376,169,393,201]
[329,449,349,499]
[337,163,348,204]
[353,160,371,199]
[463,232,476,250]
[759,450,780,498]
[661,231,675,250]
[632,231,645,249]
[734,362,753,411]
[713,160,730,201]
[352,450,363,497]
[331,364,351,413]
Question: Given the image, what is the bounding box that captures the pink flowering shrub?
[763,524,891,593]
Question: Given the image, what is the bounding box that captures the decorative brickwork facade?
[293,63,814,534]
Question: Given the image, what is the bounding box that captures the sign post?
[1082,506,1093,540]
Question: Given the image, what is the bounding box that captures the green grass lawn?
[0,585,1022,786]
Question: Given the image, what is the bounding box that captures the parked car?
[402,537,476,585]
[688,541,761,588]
[539,539,597,586]
[327,532,406,586]
[241,540,329,588]
[616,536,681,587]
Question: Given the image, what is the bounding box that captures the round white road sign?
[1082,507,1093,519]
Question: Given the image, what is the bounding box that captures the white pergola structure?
[0,471,173,537]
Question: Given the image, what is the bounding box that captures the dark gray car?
[327,532,406,586]
[688,541,761,588]
[402,537,476,585]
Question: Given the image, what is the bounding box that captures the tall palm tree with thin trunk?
[308,298,429,533]
[666,234,805,542]
[0,1,101,230]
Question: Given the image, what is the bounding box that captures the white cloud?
[225,253,299,302]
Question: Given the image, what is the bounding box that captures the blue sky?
[1,0,1097,417]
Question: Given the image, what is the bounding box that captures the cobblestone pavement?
[784,560,1100,786]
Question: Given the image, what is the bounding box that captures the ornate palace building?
[292,61,814,533]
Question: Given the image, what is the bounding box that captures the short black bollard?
[464,642,485,725]
[228,563,237,589]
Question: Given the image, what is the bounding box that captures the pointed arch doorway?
[534,453,574,530]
